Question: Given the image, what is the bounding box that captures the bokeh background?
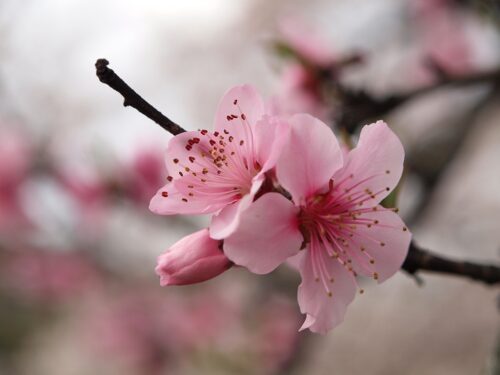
[1,0,499,374]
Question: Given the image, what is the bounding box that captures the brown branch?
[95,59,186,135]
[336,66,500,133]
[93,59,500,286]
[402,241,500,285]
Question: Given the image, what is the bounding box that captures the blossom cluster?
[151,85,411,334]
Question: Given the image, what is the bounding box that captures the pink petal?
[252,115,290,173]
[297,249,356,334]
[333,121,404,206]
[276,114,343,205]
[348,207,411,282]
[164,131,211,179]
[223,193,302,274]
[149,183,220,215]
[209,176,264,240]
[213,85,265,136]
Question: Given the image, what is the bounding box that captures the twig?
[95,59,186,135]
[402,241,500,285]
[93,59,500,286]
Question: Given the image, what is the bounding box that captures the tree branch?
[336,65,500,132]
[95,59,186,135]
[93,59,500,286]
[402,241,500,285]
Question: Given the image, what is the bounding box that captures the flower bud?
[155,229,231,286]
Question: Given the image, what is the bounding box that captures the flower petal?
[214,85,265,135]
[164,131,212,179]
[348,206,411,282]
[149,183,220,215]
[297,249,357,334]
[252,115,290,173]
[276,114,343,205]
[333,121,404,206]
[209,176,264,240]
[223,193,302,275]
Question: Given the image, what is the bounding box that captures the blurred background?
[0,0,499,374]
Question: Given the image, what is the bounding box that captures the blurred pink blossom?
[1,249,99,302]
[0,127,33,233]
[156,228,231,286]
[224,117,411,333]
[411,0,474,77]
[124,146,166,204]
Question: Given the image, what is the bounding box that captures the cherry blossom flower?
[0,127,33,233]
[224,115,411,333]
[150,85,288,239]
[156,229,231,286]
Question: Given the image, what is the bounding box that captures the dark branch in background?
[403,241,500,285]
[335,64,500,133]
[94,59,500,286]
[95,59,186,135]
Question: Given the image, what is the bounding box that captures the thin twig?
[95,59,186,135]
[402,241,500,285]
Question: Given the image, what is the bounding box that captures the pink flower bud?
[155,229,231,286]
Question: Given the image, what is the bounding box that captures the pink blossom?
[224,115,411,333]
[412,0,473,76]
[125,146,166,204]
[150,85,288,239]
[0,128,32,233]
[156,228,231,286]
[1,249,98,302]
[269,64,330,122]
[278,18,334,67]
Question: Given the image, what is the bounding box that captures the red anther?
[226,115,232,121]
[173,158,179,164]
[241,113,246,120]
[214,131,219,137]
[192,137,200,143]
[185,145,192,151]
[161,191,169,197]
[200,129,208,135]
[167,176,173,182]
[233,99,238,105]
[209,140,216,146]
[189,156,196,163]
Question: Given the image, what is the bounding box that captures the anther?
[167,176,173,182]
[189,156,195,163]
[173,158,179,164]
[161,192,168,197]
[181,198,188,202]
[241,113,246,120]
